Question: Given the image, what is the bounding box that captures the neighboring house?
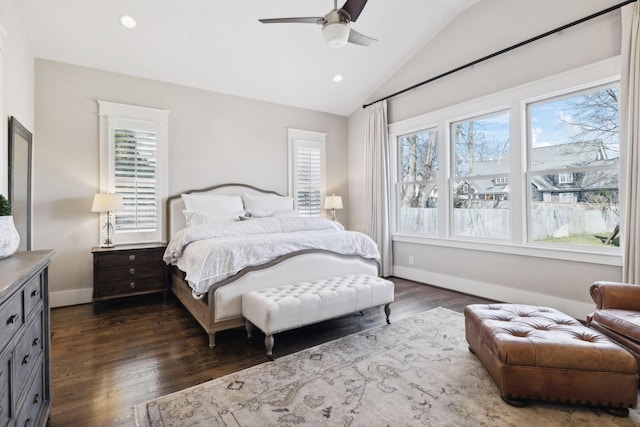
[456,141,618,205]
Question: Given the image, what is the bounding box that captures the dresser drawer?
[23,274,43,319]
[14,311,43,401]
[0,352,11,427]
[0,290,24,347]
[15,363,44,427]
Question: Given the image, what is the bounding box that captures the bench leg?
[384,303,391,324]
[245,319,253,343]
[265,334,275,361]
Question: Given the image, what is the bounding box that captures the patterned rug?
[134,307,640,426]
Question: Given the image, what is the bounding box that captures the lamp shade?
[324,195,343,210]
[91,193,124,213]
[322,22,350,48]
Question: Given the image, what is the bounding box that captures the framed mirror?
[8,116,32,251]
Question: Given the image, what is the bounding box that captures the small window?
[558,172,574,184]
[287,128,326,217]
[98,101,169,244]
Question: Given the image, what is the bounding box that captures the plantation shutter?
[296,145,322,216]
[113,127,158,231]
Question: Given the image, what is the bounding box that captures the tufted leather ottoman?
[465,304,638,415]
[242,274,393,360]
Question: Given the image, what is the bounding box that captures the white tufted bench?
[242,274,394,360]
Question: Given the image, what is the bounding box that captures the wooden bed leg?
[245,319,253,343]
[265,334,275,361]
[384,304,391,324]
[208,333,216,348]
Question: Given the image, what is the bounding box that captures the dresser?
[92,243,167,308]
[0,250,54,427]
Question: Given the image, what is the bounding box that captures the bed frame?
[166,183,380,347]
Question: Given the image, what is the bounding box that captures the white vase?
[0,215,20,259]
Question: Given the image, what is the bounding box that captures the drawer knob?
[129,267,136,274]
[129,282,136,289]
[31,289,40,298]
[129,254,136,261]
[32,337,40,347]
[22,354,30,365]
[6,314,18,325]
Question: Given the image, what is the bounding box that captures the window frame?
[287,128,327,217]
[388,57,622,266]
[98,101,169,244]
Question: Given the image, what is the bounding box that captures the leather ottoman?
[465,304,638,415]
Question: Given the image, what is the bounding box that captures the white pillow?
[183,210,241,227]
[181,194,244,216]
[242,193,294,213]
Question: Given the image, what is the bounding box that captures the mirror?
[8,116,32,251]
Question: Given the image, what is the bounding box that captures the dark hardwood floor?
[48,277,495,426]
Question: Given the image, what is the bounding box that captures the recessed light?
[333,74,343,82]
[120,15,137,29]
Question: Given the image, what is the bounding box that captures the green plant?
[0,195,11,216]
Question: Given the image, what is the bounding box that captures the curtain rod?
[362,0,636,109]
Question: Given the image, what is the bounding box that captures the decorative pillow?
[181,194,244,216]
[183,210,241,227]
[242,193,294,213]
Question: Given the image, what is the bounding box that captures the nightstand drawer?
[95,249,164,268]
[94,276,165,298]
[96,263,163,282]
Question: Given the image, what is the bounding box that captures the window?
[287,128,326,217]
[396,128,439,234]
[527,84,619,247]
[98,101,169,244]
[451,111,511,239]
[388,57,620,260]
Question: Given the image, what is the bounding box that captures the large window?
[527,84,619,247]
[451,111,510,240]
[98,101,169,244]
[388,58,621,260]
[287,128,326,217]
[397,128,438,234]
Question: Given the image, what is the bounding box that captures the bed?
[164,183,381,347]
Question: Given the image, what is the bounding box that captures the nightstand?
[92,242,168,310]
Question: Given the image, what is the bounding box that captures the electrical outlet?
[409,256,414,265]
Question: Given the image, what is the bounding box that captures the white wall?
[0,0,34,195]
[347,0,625,319]
[34,59,349,307]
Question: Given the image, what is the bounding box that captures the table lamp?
[91,193,124,247]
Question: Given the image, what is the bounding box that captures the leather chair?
[587,281,640,374]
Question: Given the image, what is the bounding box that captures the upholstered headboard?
[166,183,283,240]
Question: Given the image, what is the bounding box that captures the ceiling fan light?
[322,23,350,48]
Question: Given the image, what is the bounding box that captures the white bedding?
[164,217,381,295]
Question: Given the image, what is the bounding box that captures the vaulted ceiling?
[18,0,479,116]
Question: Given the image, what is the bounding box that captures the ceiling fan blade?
[258,17,324,25]
[347,29,377,47]
[341,0,368,22]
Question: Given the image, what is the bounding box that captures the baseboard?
[393,265,594,321]
[50,288,93,308]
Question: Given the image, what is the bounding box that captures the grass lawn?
[539,233,619,247]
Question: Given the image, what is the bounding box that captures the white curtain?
[364,100,392,277]
[621,3,640,284]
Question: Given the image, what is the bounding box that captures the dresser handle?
[33,393,40,404]
[31,289,40,298]
[129,267,136,274]
[129,282,136,289]
[24,418,31,427]
[129,254,136,261]
[22,354,30,365]
[6,314,18,325]
[32,337,40,346]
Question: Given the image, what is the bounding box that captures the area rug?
[134,307,640,426]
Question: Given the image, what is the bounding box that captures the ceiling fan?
[259,0,377,49]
